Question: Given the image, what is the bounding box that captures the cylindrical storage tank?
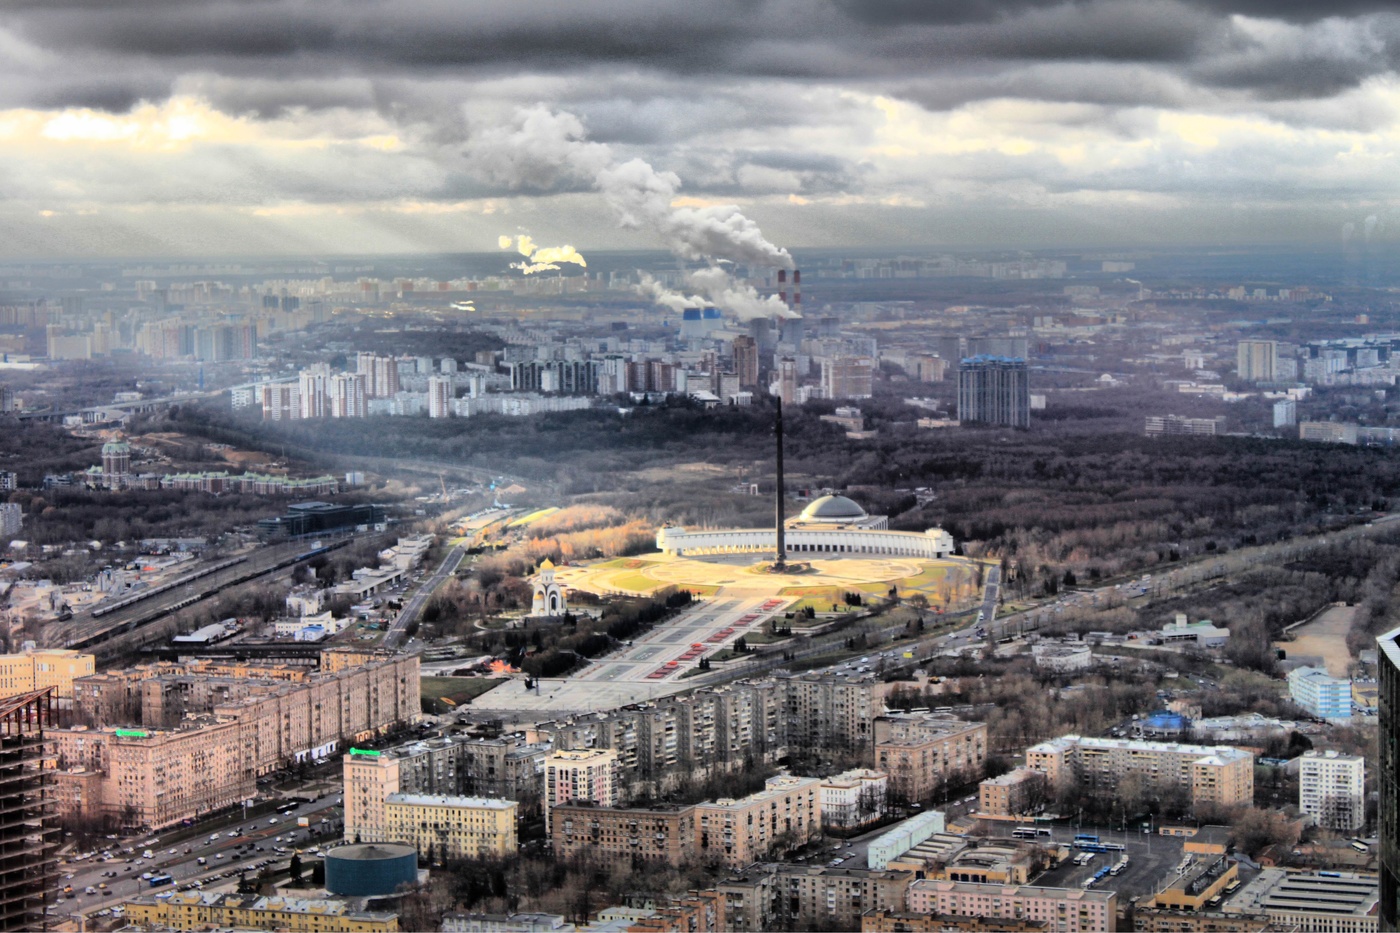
[324,843,418,897]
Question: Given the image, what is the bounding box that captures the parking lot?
[984,823,1187,899]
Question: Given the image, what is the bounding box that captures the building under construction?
[0,689,56,931]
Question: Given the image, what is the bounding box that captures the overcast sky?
[4,0,1400,259]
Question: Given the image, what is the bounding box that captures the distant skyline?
[4,1,1400,259]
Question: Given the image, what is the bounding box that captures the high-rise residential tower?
[957,356,1030,427]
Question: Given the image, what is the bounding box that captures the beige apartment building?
[1026,736,1253,811]
[717,864,913,931]
[384,793,517,861]
[551,802,696,865]
[695,775,822,868]
[874,714,988,803]
[345,750,401,844]
[544,749,618,821]
[549,775,821,870]
[907,879,1117,932]
[0,649,94,699]
[52,720,254,830]
[124,890,399,932]
[978,768,1049,817]
[49,653,419,830]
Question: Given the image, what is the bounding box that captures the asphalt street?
[54,795,344,923]
[384,544,464,649]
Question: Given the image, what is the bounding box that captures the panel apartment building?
[1300,750,1366,832]
[716,863,914,932]
[1026,735,1253,812]
[542,673,895,798]
[550,775,822,870]
[874,713,989,803]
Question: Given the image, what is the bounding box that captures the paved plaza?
[470,551,979,715]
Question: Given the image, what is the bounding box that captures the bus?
[148,874,173,888]
[1073,833,1100,845]
[1351,841,1370,853]
[1012,828,1051,839]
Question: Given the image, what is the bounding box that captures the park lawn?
[596,557,659,570]
[779,585,842,598]
[420,677,504,714]
[896,563,949,589]
[680,583,721,596]
[608,571,660,592]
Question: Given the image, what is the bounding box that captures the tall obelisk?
[774,398,787,569]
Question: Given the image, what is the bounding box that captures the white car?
[268,817,279,825]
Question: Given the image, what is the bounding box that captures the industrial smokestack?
[777,268,787,306]
[793,269,800,313]
[775,398,787,569]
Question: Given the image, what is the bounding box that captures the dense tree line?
[167,396,1400,591]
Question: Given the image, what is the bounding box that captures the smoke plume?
[499,233,587,275]
[471,105,793,314]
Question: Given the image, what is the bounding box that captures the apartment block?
[344,733,548,844]
[822,356,874,400]
[862,910,1046,932]
[627,890,726,933]
[694,775,822,868]
[384,793,517,861]
[543,682,786,793]
[1300,421,1360,445]
[0,503,20,539]
[1300,750,1366,832]
[52,653,418,830]
[1026,736,1253,812]
[72,652,418,767]
[1237,339,1279,382]
[124,890,399,932]
[52,719,254,831]
[544,749,617,821]
[1288,666,1354,723]
[1145,414,1224,437]
[978,767,1049,817]
[907,879,1117,932]
[874,714,988,803]
[716,864,913,932]
[820,769,888,831]
[782,673,895,751]
[345,750,401,844]
[957,356,1030,427]
[0,649,94,700]
[550,803,696,866]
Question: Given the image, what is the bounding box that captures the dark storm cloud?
[7,0,1400,112]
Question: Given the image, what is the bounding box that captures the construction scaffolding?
[0,689,55,931]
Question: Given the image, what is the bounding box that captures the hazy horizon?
[4,2,1400,261]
